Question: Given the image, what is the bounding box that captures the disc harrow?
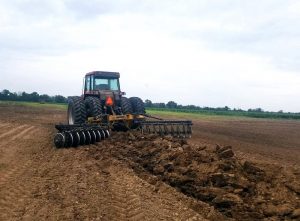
[140,120,192,138]
[54,124,110,148]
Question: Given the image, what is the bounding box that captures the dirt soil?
[0,104,299,221]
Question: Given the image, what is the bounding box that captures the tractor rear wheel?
[68,96,86,125]
[129,97,145,114]
[85,96,102,118]
[120,97,133,114]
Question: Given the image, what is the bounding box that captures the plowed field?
[0,104,299,220]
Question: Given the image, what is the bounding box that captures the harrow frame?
[54,114,192,148]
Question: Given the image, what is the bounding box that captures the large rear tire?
[120,97,133,114]
[84,96,102,118]
[129,97,145,114]
[68,97,86,125]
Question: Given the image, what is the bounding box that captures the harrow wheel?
[54,133,65,148]
[64,132,73,147]
[99,130,105,140]
[84,130,91,145]
[104,130,110,138]
[89,130,96,144]
[94,130,101,142]
[71,132,80,147]
[78,131,86,145]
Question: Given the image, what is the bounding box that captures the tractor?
[54,71,192,148]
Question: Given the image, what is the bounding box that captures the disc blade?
[71,131,80,147]
[64,132,73,147]
[95,130,101,142]
[78,131,86,145]
[90,130,96,144]
[54,133,65,148]
[84,130,91,145]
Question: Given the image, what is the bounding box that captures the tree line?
[0,89,67,103]
[144,99,300,119]
[0,89,298,115]
[144,99,283,113]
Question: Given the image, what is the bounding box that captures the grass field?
[147,108,300,120]
[1,101,299,121]
[0,101,67,110]
[0,101,245,120]
[146,109,242,120]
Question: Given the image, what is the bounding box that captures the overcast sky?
[0,0,299,112]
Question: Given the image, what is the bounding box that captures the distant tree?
[224,106,230,111]
[21,92,29,101]
[254,108,263,112]
[29,92,40,102]
[248,108,264,112]
[161,103,166,108]
[166,101,177,108]
[10,92,18,100]
[40,94,52,103]
[0,89,69,103]
[144,99,153,107]
[0,89,11,100]
[54,95,67,103]
[152,102,164,108]
[186,105,196,109]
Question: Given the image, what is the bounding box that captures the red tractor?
[68,71,145,125]
[54,71,192,148]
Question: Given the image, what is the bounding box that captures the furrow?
[0,125,28,140]
[10,126,36,141]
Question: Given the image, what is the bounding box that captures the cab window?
[94,78,119,90]
[85,76,91,91]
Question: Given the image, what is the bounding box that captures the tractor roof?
[85,71,120,78]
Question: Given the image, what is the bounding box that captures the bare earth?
[0,104,299,221]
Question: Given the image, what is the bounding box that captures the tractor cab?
[84,71,121,94]
[83,71,125,116]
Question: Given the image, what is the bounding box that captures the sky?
[0,0,300,112]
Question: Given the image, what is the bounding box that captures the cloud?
[0,0,299,112]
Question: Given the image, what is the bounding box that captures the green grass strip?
[0,101,67,110]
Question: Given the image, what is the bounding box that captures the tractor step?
[139,120,192,138]
[54,124,110,148]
